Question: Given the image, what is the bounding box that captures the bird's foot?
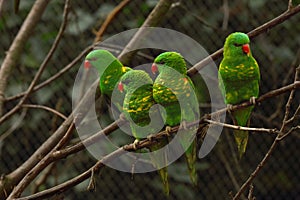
[250,96,256,105]
[165,126,172,137]
[119,113,127,121]
[132,139,139,150]
[147,134,155,141]
[226,104,233,114]
[180,120,188,130]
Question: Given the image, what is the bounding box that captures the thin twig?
[5,45,93,102]
[0,0,51,116]
[118,0,174,64]
[32,163,56,194]
[0,0,70,125]
[7,123,75,199]
[94,0,131,43]
[22,104,67,120]
[278,125,300,140]
[204,119,279,134]
[179,3,218,30]
[0,108,27,142]
[222,0,229,30]
[217,145,244,197]
[285,104,300,125]
[247,184,255,200]
[15,148,125,200]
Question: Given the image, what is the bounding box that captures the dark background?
[0,0,299,199]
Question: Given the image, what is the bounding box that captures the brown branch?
[15,148,125,200]
[6,123,75,199]
[187,4,300,76]
[285,104,300,125]
[94,0,132,43]
[0,0,70,125]
[118,0,175,64]
[178,3,218,30]
[22,104,67,120]
[32,163,56,194]
[4,45,93,102]
[0,0,51,117]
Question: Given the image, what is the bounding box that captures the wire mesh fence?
[0,0,299,199]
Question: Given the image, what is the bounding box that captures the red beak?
[242,44,250,56]
[84,60,91,69]
[118,82,124,93]
[151,63,158,74]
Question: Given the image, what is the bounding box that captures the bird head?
[224,32,252,57]
[153,52,187,75]
[118,70,153,94]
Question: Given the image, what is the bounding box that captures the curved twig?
[0,0,70,125]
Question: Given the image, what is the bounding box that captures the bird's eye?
[156,61,165,65]
[233,43,241,47]
[90,57,98,61]
[122,79,130,85]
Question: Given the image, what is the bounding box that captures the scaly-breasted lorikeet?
[118,69,170,195]
[152,52,199,186]
[218,32,260,158]
[84,49,131,122]
[84,49,131,96]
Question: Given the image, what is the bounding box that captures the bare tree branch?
[0,0,51,116]
[94,0,132,43]
[4,45,93,102]
[118,0,175,64]
[0,0,70,124]
[204,119,279,134]
[21,104,67,120]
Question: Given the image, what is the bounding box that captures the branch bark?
[0,0,70,125]
[0,0,51,117]
[118,0,175,64]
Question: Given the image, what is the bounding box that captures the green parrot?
[84,49,131,96]
[152,52,199,186]
[118,70,169,195]
[84,49,132,123]
[218,32,260,158]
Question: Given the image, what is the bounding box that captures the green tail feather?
[149,140,169,196]
[233,129,249,159]
[157,167,169,195]
[185,139,198,186]
[232,106,252,158]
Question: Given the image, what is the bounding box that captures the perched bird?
[152,52,199,186]
[118,70,169,195]
[84,50,131,123]
[84,49,131,96]
[218,32,260,158]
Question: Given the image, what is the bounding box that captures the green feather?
[120,70,169,195]
[218,32,260,158]
[153,52,199,186]
[85,49,131,96]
